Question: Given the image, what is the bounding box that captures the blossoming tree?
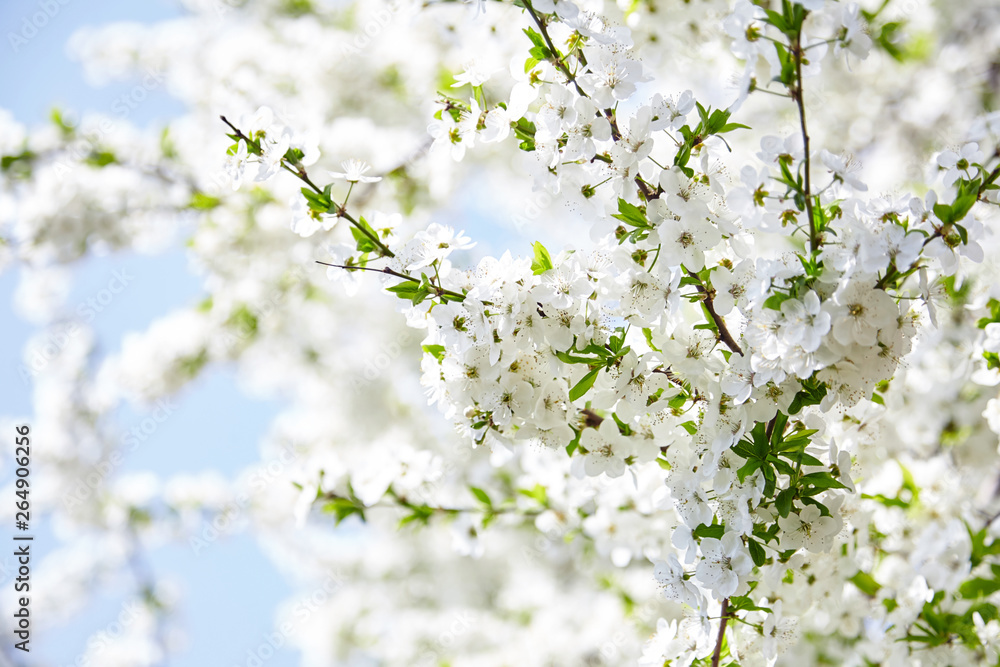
[5,0,1000,664]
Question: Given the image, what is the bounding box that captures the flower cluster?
[234,0,1000,663]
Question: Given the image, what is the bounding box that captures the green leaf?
[959,577,1000,600]
[470,486,492,507]
[348,216,380,254]
[532,241,554,274]
[693,523,725,539]
[555,350,602,365]
[522,26,547,50]
[422,344,446,362]
[748,538,766,567]
[788,380,827,415]
[518,484,548,506]
[737,458,763,483]
[775,487,795,518]
[322,498,366,526]
[301,186,332,213]
[189,192,222,210]
[933,202,955,225]
[398,504,434,528]
[612,198,648,228]
[763,292,793,311]
[850,571,882,597]
[85,150,116,167]
[386,280,430,305]
[969,525,1000,567]
[798,472,849,491]
[569,368,601,402]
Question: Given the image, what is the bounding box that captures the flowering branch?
[315,261,467,302]
[219,115,395,258]
[521,0,586,98]
[792,27,818,254]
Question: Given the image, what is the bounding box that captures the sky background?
[0,1,301,665]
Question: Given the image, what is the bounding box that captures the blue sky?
[0,1,299,665]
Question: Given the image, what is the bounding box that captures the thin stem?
[647,244,662,272]
[711,598,730,667]
[754,86,792,99]
[521,0,587,98]
[316,261,467,302]
[792,31,818,254]
[221,115,395,258]
[324,489,543,517]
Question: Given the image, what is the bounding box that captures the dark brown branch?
[687,270,743,356]
[711,598,730,667]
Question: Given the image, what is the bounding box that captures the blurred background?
[0,1,301,666]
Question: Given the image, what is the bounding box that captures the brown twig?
[791,31,817,254]
[711,598,730,667]
[686,270,743,356]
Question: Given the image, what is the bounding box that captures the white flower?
[777,505,839,552]
[578,44,648,108]
[224,139,250,190]
[827,281,898,347]
[639,618,685,666]
[578,419,630,478]
[324,243,363,296]
[255,129,290,181]
[779,291,830,353]
[651,199,721,272]
[695,531,753,599]
[653,554,701,608]
[451,60,498,88]
[819,149,867,191]
[293,482,318,528]
[408,223,474,271]
[649,91,694,132]
[834,3,872,60]
[723,0,766,61]
[712,262,754,316]
[937,142,984,187]
[328,158,381,184]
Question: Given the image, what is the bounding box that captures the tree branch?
[687,270,743,356]
[521,0,587,98]
[711,598,730,667]
[792,31,817,254]
[221,115,395,258]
